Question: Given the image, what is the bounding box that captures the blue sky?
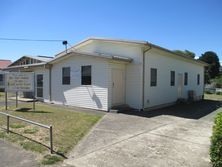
[0,0,221,61]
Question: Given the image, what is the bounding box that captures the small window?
[62,67,70,85]
[170,71,175,86]
[37,75,43,87]
[25,59,29,64]
[197,74,200,85]
[0,74,3,82]
[150,68,157,86]
[81,65,92,85]
[184,72,188,85]
[36,74,43,98]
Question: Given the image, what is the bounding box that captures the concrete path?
[0,139,38,167]
[65,109,214,167]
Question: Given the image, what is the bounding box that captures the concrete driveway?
[65,101,219,167]
[0,139,38,167]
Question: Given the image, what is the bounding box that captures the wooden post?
[33,73,35,111]
[50,126,53,154]
[16,92,18,108]
[7,115,9,133]
[5,91,7,110]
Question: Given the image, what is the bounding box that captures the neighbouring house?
[3,55,53,96]
[0,59,12,70]
[4,37,207,111]
[0,59,12,91]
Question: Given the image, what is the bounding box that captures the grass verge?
[41,154,64,165]
[0,99,103,165]
[204,93,222,101]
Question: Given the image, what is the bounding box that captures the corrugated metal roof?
[54,37,207,66]
[50,51,132,64]
[25,55,53,62]
[9,55,53,67]
[5,62,46,69]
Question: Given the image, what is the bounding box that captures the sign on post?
[4,72,35,111]
[5,72,34,92]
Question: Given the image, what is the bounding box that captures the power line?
[0,37,69,53]
[0,37,66,42]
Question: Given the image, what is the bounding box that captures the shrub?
[210,112,222,167]
[41,154,63,165]
[205,91,213,94]
[212,76,222,88]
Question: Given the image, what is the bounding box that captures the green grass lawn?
[0,96,103,165]
[204,93,222,101]
[0,92,219,165]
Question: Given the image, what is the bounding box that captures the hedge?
[210,112,222,167]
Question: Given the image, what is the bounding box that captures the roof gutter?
[142,43,152,111]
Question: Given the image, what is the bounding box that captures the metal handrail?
[0,111,53,153]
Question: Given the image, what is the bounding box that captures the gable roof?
[54,37,208,66]
[0,60,12,69]
[5,37,208,69]
[5,62,47,70]
[50,50,132,64]
[9,55,53,67]
[54,37,147,58]
[28,55,53,62]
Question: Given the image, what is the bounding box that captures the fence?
[0,112,53,153]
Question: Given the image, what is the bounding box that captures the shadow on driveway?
[120,100,222,120]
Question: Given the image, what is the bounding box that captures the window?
[0,74,3,82]
[62,67,70,85]
[184,72,188,85]
[36,74,43,98]
[150,68,157,86]
[25,59,29,64]
[197,74,200,85]
[81,65,92,85]
[170,71,175,86]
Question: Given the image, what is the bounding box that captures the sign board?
[6,72,34,92]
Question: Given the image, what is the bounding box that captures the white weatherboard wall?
[77,40,144,109]
[144,49,204,108]
[51,55,109,111]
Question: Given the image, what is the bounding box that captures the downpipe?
[141,44,152,111]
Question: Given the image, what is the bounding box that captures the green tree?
[199,51,220,81]
[174,50,195,58]
[212,76,222,88]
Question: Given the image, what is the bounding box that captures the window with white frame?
[62,67,70,85]
[170,71,175,86]
[150,68,157,87]
[197,74,200,85]
[81,65,92,85]
[184,72,188,85]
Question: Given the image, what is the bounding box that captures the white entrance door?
[178,73,183,98]
[112,69,125,106]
